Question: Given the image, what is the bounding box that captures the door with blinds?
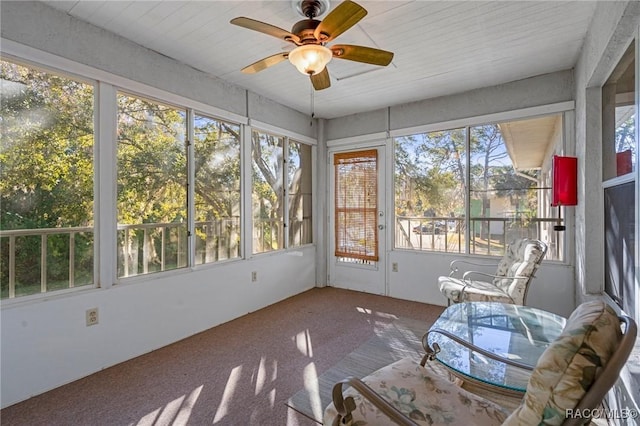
[328,146,386,295]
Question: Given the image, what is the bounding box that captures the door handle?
[378,224,384,230]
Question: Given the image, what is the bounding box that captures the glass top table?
[423,302,566,393]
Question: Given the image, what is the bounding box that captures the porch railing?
[0,226,94,299]
[1,218,241,299]
[395,216,563,260]
[2,215,561,299]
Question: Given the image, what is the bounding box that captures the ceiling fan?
[230,0,394,90]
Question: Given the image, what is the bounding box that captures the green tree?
[395,129,465,217]
[1,61,94,230]
[1,60,95,295]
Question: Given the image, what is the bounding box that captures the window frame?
[390,103,575,264]
[0,55,98,299]
[191,111,243,266]
[601,37,638,318]
[249,126,315,256]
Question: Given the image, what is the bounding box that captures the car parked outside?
[413,221,445,235]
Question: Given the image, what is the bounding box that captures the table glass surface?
[427,302,566,392]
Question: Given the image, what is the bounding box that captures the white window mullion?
[283,138,290,249]
[96,82,118,289]
[464,126,471,255]
[187,109,195,267]
[242,125,253,258]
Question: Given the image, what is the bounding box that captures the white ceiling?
[43,0,598,119]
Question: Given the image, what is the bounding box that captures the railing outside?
[1,218,242,299]
[2,215,561,299]
[0,226,94,299]
[117,219,242,277]
[195,218,241,264]
[395,216,562,260]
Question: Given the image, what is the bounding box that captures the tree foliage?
[395,124,538,223]
[1,60,94,230]
[395,129,465,217]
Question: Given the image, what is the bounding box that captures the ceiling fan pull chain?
[310,82,315,126]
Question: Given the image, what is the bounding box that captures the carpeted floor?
[1,287,444,426]
[286,316,428,424]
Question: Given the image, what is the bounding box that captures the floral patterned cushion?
[438,239,546,305]
[323,357,510,425]
[503,301,622,425]
[438,276,514,303]
[492,239,547,304]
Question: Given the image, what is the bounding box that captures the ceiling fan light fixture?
[288,44,332,75]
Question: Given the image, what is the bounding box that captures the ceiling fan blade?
[314,1,367,42]
[231,17,300,44]
[310,67,331,90]
[331,44,394,66]
[241,52,289,74]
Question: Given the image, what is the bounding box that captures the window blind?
[334,150,378,261]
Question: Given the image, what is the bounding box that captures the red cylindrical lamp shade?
[552,155,578,206]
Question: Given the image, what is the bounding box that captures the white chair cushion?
[493,239,546,303]
[438,276,514,304]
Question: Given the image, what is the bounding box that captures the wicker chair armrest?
[449,259,499,277]
[330,378,419,426]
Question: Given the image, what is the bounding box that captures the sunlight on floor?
[356,306,399,320]
[213,365,242,424]
[303,362,323,421]
[293,329,314,357]
[254,356,267,396]
[136,385,203,426]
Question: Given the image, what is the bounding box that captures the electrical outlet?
[251,271,257,282]
[392,262,398,272]
[86,308,99,326]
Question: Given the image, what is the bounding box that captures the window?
[603,41,636,180]
[469,123,545,256]
[1,54,314,298]
[603,39,636,312]
[117,93,187,277]
[288,141,313,247]
[193,114,241,264]
[1,59,95,299]
[252,131,284,254]
[394,114,564,260]
[252,131,313,254]
[394,128,466,253]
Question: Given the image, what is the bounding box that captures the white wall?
[388,251,575,317]
[1,248,316,408]
[0,1,317,409]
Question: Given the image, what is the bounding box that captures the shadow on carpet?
[285,316,430,424]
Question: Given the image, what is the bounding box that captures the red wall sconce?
[551,155,578,231]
